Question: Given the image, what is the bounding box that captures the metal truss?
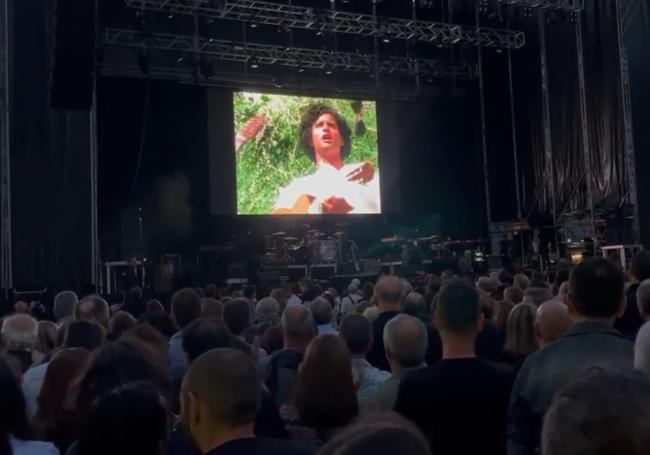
[99,61,442,100]
[125,0,525,49]
[0,0,12,291]
[616,0,641,243]
[104,28,478,79]
[501,0,584,11]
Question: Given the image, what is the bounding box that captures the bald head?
[374,275,403,310]
[402,292,425,317]
[535,300,572,347]
[75,295,110,327]
[13,301,29,314]
[182,348,259,436]
[281,305,316,346]
[54,291,78,321]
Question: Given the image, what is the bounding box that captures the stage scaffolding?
[83,0,646,282]
[0,0,12,292]
[505,0,584,11]
[125,0,526,49]
[104,28,478,80]
[483,0,643,261]
[617,0,642,244]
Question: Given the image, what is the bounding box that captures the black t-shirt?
[614,283,643,340]
[204,437,314,455]
[425,322,505,365]
[394,357,514,455]
[366,310,401,371]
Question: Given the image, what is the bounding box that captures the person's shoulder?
[367,364,391,381]
[208,437,314,455]
[474,358,515,380]
[374,311,399,326]
[255,438,315,455]
[10,438,60,455]
[401,364,437,388]
[169,331,183,344]
[23,361,49,383]
[268,348,304,367]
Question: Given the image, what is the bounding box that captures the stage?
[1,0,649,293]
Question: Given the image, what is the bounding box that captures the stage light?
[325,69,332,75]
[176,56,184,63]
[382,38,391,43]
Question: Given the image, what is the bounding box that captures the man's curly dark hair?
[298,103,352,162]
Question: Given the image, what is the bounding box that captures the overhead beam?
[98,62,440,100]
[125,0,526,49]
[104,27,479,79]
[503,0,584,11]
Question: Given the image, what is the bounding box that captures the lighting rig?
[101,0,531,97]
[124,0,526,49]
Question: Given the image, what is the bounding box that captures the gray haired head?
[383,314,427,368]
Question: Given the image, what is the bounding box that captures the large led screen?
[234,91,381,215]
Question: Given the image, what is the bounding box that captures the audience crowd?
[3,251,650,454]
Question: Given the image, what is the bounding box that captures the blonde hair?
[504,303,538,357]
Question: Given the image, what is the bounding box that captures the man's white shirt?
[274,162,381,214]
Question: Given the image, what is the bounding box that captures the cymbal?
[283,237,299,242]
[271,232,287,237]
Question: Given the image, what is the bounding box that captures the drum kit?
[263,224,356,267]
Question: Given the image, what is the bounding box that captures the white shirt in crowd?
[287,294,302,306]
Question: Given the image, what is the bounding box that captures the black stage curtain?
[9,0,92,289]
[482,1,629,222]
[537,1,626,214]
